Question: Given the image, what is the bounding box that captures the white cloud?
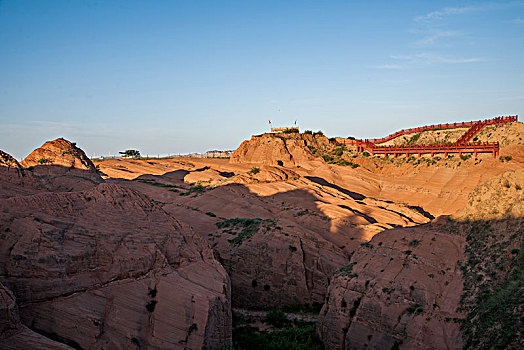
[414,6,479,24]
[413,30,462,46]
[372,64,404,70]
[414,2,524,24]
[387,53,485,66]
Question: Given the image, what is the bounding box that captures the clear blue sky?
[1,1,523,159]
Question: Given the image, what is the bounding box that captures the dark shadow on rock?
[339,204,377,224]
[377,206,415,223]
[218,171,235,178]
[406,205,435,220]
[135,169,190,182]
[192,166,211,172]
[305,176,366,200]
[0,164,103,197]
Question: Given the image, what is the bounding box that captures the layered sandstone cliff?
[210,217,349,308]
[316,169,524,349]
[0,141,233,349]
[230,132,329,167]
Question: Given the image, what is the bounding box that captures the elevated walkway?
[332,115,517,158]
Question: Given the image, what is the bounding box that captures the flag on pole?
[269,119,271,124]
[294,120,297,125]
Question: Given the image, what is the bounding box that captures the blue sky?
[1,1,523,159]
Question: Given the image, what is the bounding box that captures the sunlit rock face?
[0,141,233,349]
[230,132,329,167]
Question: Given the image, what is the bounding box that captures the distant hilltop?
[183,150,234,158]
[93,149,234,160]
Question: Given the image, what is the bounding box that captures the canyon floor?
[1,121,523,349]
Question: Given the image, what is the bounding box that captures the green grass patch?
[217,218,276,245]
[333,263,355,277]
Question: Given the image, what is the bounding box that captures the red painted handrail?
[330,115,517,158]
[363,115,517,144]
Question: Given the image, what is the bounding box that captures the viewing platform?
[331,115,518,158]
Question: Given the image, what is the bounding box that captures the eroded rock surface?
[0,282,72,349]
[18,138,104,192]
[0,178,231,349]
[230,132,329,167]
[210,217,349,308]
[21,138,96,171]
[317,225,465,349]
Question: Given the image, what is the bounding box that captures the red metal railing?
[357,141,500,158]
[455,120,485,144]
[363,115,517,144]
[330,115,518,158]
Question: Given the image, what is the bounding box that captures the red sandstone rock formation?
[230,132,329,167]
[0,141,233,349]
[21,138,96,171]
[317,224,465,349]
[316,169,524,349]
[0,183,232,349]
[0,282,72,349]
[20,138,103,192]
[210,217,349,308]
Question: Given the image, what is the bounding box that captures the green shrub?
[313,130,324,136]
[334,148,344,157]
[179,185,205,196]
[249,167,260,175]
[322,154,334,162]
[406,133,422,145]
[409,239,420,247]
[37,158,50,164]
[362,151,370,157]
[206,212,217,217]
[303,130,313,135]
[333,263,354,276]
[266,309,288,328]
[146,300,157,312]
[405,303,423,314]
[349,297,362,317]
[217,218,276,245]
[119,149,141,158]
[233,323,322,350]
[281,303,323,314]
